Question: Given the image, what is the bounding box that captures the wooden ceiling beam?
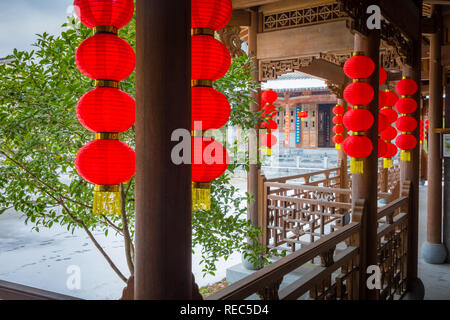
[231,0,280,10]
[228,9,252,26]
[379,0,420,42]
[257,20,353,60]
[299,59,347,86]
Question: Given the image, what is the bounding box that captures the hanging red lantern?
[191,35,231,81]
[343,135,373,172]
[192,137,229,210]
[396,116,417,132]
[192,87,230,130]
[260,133,278,148]
[74,4,136,216]
[333,105,345,115]
[378,90,387,109]
[333,125,345,134]
[384,90,399,107]
[333,135,344,144]
[395,134,417,161]
[395,77,418,162]
[343,109,374,132]
[343,82,374,106]
[74,0,134,29]
[333,115,343,125]
[381,126,397,141]
[261,119,278,130]
[261,89,278,105]
[378,139,387,158]
[298,111,308,121]
[395,97,418,114]
[343,54,375,79]
[379,67,387,85]
[396,78,418,96]
[76,33,135,82]
[379,114,389,133]
[383,142,398,168]
[191,0,232,31]
[380,108,398,124]
[77,87,135,133]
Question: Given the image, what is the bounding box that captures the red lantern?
[378,90,387,109]
[192,137,229,182]
[381,126,397,141]
[333,135,344,144]
[395,134,417,161]
[261,119,278,130]
[379,67,387,85]
[343,109,374,132]
[75,139,135,185]
[333,115,343,125]
[191,0,232,31]
[395,97,418,114]
[192,87,230,130]
[384,91,399,107]
[77,87,135,133]
[333,125,345,134]
[383,142,398,168]
[343,82,375,106]
[298,111,308,121]
[261,89,278,105]
[76,33,135,81]
[74,0,134,29]
[260,133,278,147]
[379,113,389,133]
[192,35,231,81]
[380,108,398,124]
[343,55,375,79]
[396,78,418,96]
[396,116,417,132]
[262,104,277,118]
[333,105,345,115]
[343,135,373,173]
[378,139,387,158]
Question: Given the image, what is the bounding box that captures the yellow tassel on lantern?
[350,158,364,174]
[192,182,211,211]
[383,158,393,168]
[261,147,272,156]
[401,150,411,161]
[93,185,121,215]
[335,144,341,150]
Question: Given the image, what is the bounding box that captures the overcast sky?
[0,0,73,57]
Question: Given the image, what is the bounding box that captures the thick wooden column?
[134,0,192,299]
[422,5,447,264]
[352,32,379,300]
[444,82,450,261]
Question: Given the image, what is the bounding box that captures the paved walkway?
[418,184,450,300]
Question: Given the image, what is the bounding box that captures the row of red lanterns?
[74,0,136,215]
[260,89,278,155]
[379,90,399,168]
[191,0,232,211]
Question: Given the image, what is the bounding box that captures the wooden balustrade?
[207,220,362,300]
[0,280,79,300]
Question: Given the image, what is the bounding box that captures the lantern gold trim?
[95,80,120,89]
[95,132,120,140]
[191,28,215,37]
[94,26,118,35]
[191,79,213,87]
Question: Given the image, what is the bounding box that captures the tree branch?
[120,184,134,276]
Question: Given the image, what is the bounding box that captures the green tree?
[0,16,276,283]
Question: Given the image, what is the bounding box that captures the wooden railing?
[0,280,79,300]
[207,221,362,300]
[208,180,413,300]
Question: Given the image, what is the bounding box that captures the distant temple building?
[263,72,337,149]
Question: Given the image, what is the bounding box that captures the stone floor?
[418,184,450,300]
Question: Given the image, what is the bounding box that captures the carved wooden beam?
[217,26,246,58]
[228,9,252,26]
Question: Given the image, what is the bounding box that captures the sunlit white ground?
[0,149,339,299]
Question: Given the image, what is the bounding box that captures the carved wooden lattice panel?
[263,3,348,32]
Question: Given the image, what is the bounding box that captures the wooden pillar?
[352,31,379,300]
[134,0,192,299]
[247,8,259,230]
[444,82,450,261]
[422,5,447,264]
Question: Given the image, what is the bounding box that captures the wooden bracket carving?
[256,278,283,300]
[217,26,245,58]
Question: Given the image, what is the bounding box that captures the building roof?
[261,72,328,92]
